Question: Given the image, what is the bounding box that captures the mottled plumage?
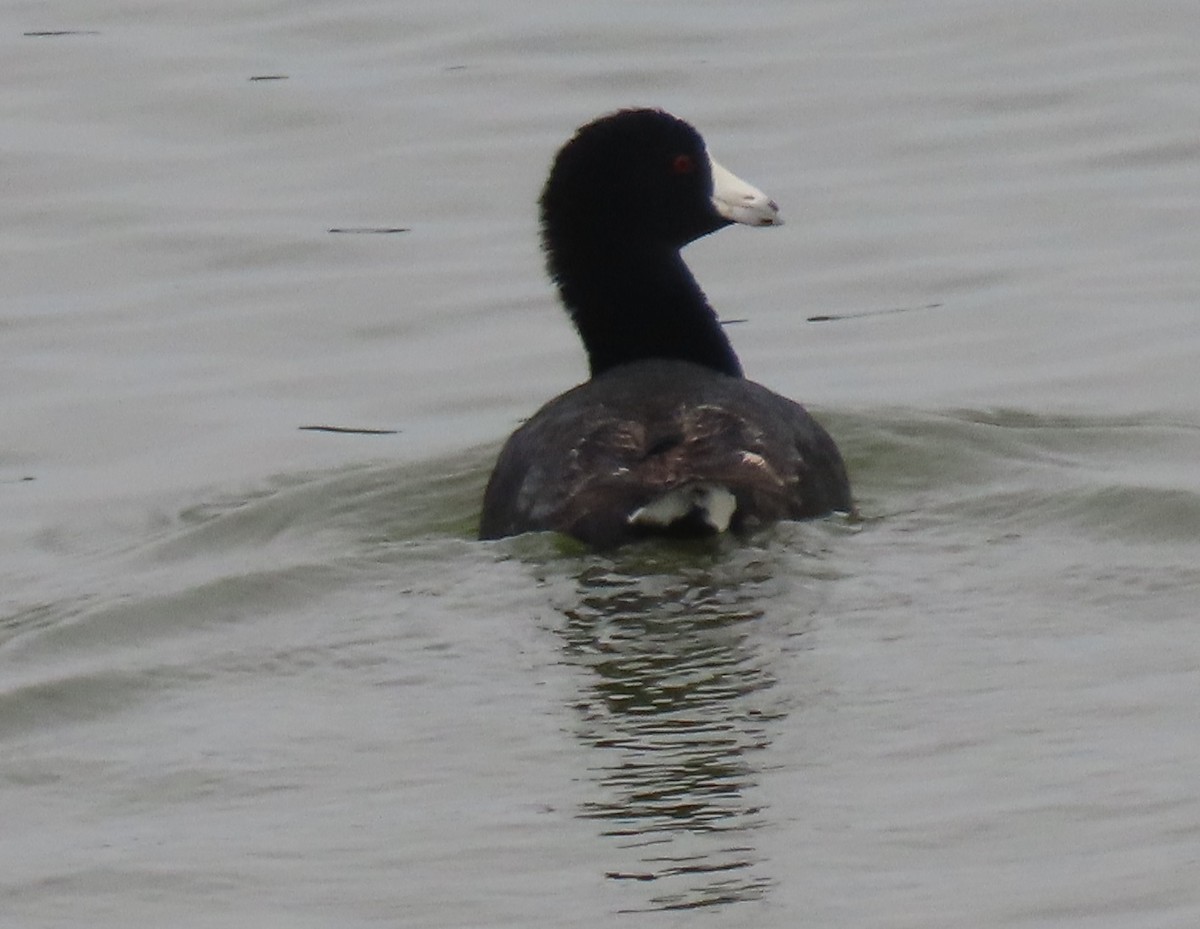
[480,360,849,547]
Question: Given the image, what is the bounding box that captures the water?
[3,1,1199,926]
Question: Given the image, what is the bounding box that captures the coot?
[479,109,851,547]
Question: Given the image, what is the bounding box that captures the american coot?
[480,109,851,547]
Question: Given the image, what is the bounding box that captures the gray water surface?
[4,1,1200,927]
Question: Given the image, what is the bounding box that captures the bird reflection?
[556,548,793,911]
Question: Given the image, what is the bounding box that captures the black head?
[540,108,779,252]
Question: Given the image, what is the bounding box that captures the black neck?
[547,243,743,379]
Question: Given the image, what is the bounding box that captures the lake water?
[3,1,1199,926]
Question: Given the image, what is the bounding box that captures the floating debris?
[808,302,943,323]
[299,425,399,435]
[24,30,100,37]
[328,227,410,235]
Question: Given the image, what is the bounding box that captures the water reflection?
[556,548,795,911]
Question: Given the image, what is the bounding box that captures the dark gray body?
[479,359,851,547]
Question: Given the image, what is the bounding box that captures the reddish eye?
[670,154,696,175]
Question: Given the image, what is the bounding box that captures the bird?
[479,108,851,548]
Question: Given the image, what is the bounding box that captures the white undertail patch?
[628,483,738,534]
